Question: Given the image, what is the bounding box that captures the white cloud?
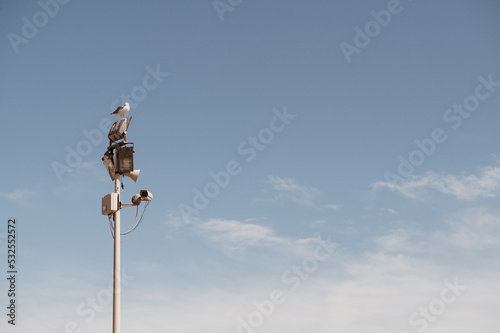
[63,161,104,180]
[322,254,498,333]
[308,219,327,228]
[373,165,500,201]
[23,251,498,333]
[16,227,499,333]
[258,176,320,207]
[197,218,285,251]
[164,212,200,239]
[435,208,500,250]
[164,213,333,258]
[375,229,414,252]
[374,207,500,255]
[195,218,330,259]
[1,189,35,204]
[324,204,343,211]
[379,207,398,216]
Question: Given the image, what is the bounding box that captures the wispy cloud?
[375,229,414,252]
[196,218,285,251]
[1,189,35,204]
[373,165,500,201]
[435,208,500,250]
[375,207,500,254]
[379,208,398,216]
[33,251,494,333]
[324,204,343,211]
[164,213,327,255]
[163,212,202,239]
[75,161,107,181]
[257,176,320,207]
[186,217,333,259]
[307,220,327,228]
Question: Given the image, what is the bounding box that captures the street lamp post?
[101,114,153,333]
[113,174,121,333]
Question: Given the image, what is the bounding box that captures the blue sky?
[1,0,500,332]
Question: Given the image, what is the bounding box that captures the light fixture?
[102,151,117,181]
[108,117,132,143]
[116,144,135,174]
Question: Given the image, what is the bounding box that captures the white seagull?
[110,102,130,118]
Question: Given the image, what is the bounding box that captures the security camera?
[140,190,153,201]
[131,194,141,205]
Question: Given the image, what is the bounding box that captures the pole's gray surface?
[113,174,121,333]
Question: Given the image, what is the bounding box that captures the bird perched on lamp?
[110,102,130,118]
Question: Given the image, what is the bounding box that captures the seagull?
[110,102,130,118]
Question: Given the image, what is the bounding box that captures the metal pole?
[113,174,121,333]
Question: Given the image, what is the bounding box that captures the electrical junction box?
[102,193,119,215]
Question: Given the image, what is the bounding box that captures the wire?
[108,213,115,238]
[121,230,133,243]
[119,205,139,243]
[107,201,151,242]
[121,201,150,236]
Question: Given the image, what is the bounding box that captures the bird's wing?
[112,105,124,114]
